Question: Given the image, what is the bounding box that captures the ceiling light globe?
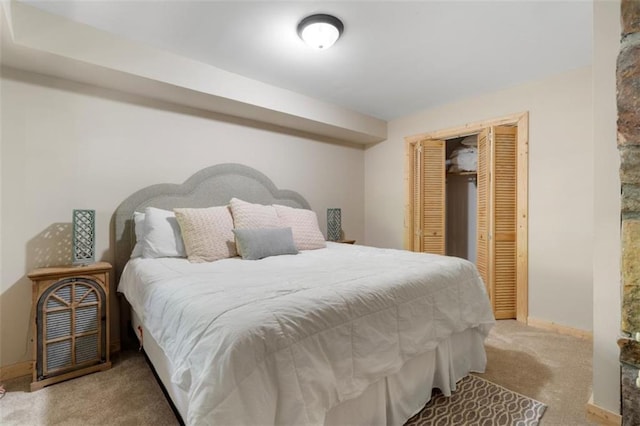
[297,14,344,50]
[301,22,339,50]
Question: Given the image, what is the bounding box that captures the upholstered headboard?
[112,163,311,281]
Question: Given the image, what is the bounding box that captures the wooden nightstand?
[338,239,356,244]
[28,262,112,391]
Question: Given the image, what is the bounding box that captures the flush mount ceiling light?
[297,14,344,50]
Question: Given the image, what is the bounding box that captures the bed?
[114,163,495,425]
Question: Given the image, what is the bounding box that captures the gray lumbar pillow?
[233,227,299,260]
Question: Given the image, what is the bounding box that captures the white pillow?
[274,205,326,250]
[130,211,145,258]
[142,207,186,258]
[229,198,282,229]
[174,206,237,263]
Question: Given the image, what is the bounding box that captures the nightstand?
[28,262,112,391]
[338,239,356,244]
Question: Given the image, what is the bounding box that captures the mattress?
[118,242,495,425]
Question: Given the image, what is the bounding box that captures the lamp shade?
[297,14,344,50]
[72,209,95,265]
[327,208,342,241]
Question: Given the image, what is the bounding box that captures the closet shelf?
[447,171,477,176]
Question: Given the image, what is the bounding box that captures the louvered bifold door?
[412,143,422,252]
[416,140,446,254]
[476,129,491,295]
[491,126,518,319]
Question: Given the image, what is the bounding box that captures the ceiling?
[23,1,592,121]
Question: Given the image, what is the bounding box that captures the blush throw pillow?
[174,206,237,263]
[229,198,281,229]
[142,207,186,258]
[274,204,326,250]
[233,227,298,260]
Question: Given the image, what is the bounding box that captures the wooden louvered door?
[490,126,517,319]
[476,129,491,295]
[414,140,446,254]
[477,126,517,319]
[412,142,422,252]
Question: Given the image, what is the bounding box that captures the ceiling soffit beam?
[1,2,387,145]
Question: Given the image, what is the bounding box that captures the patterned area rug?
[405,375,547,426]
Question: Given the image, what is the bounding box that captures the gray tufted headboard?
[112,163,311,282]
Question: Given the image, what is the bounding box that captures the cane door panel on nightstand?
[29,262,112,391]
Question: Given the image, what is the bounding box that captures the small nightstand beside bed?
[114,163,495,426]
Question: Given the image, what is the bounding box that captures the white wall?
[364,66,593,331]
[592,0,621,414]
[3,1,387,144]
[445,175,477,263]
[0,67,365,367]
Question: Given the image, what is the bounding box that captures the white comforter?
[118,243,495,425]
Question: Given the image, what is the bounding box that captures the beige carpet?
[478,320,594,425]
[0,320,593,425]
[0,352,177,425]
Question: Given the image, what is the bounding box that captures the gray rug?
[405,375,547,426]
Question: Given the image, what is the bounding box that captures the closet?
[445,136,478,264]
[406,120,525,321]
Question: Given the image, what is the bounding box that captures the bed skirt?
[131,309,487,425]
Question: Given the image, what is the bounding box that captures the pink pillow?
[274,204,326,250]
[229,198,282,229]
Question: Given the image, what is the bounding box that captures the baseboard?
[0,360,33,381]
[527,317,593,340]
[586,394,621,425]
